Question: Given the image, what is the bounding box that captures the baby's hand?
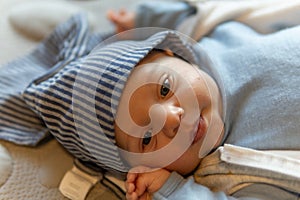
[106,9,135,33]
[125,167,171,200]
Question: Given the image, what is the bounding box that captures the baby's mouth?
[192,115,207,144]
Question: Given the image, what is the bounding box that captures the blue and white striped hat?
[23,29,200,173]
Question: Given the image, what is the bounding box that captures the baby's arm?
[125,168,171,200]
[107,2,196,33]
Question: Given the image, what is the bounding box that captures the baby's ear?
[8,1,96,41]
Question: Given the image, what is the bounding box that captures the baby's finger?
[106,10,116,21]
[135,179,147,197]
[127,172,138,183]
[125,182,135,193]
[126,191,138,200]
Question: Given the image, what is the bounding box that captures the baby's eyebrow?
[153,48,190,64]
[152,48,174,56]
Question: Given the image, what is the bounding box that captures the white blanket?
[178,0,300,40]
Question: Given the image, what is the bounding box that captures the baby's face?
[115,51,223,175]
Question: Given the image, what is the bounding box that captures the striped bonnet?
[23,30,200,173]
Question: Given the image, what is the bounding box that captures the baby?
[19,17,224,176]
[114,49,224,199]
[19,24,227,198]
[106,3,300,200]
[1,2,299,199]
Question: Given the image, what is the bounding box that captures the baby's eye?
[160,78,170,97]
[142,130,152,146]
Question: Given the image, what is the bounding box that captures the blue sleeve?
[153,172,235,200]
[135,1,196,29]
[153,172,294,200]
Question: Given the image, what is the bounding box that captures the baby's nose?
[162,104,184,138]
[148,103,184,138]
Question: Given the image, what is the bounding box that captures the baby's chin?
[165,144,202,175]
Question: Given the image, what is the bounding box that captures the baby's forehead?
[137,49,185,67]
